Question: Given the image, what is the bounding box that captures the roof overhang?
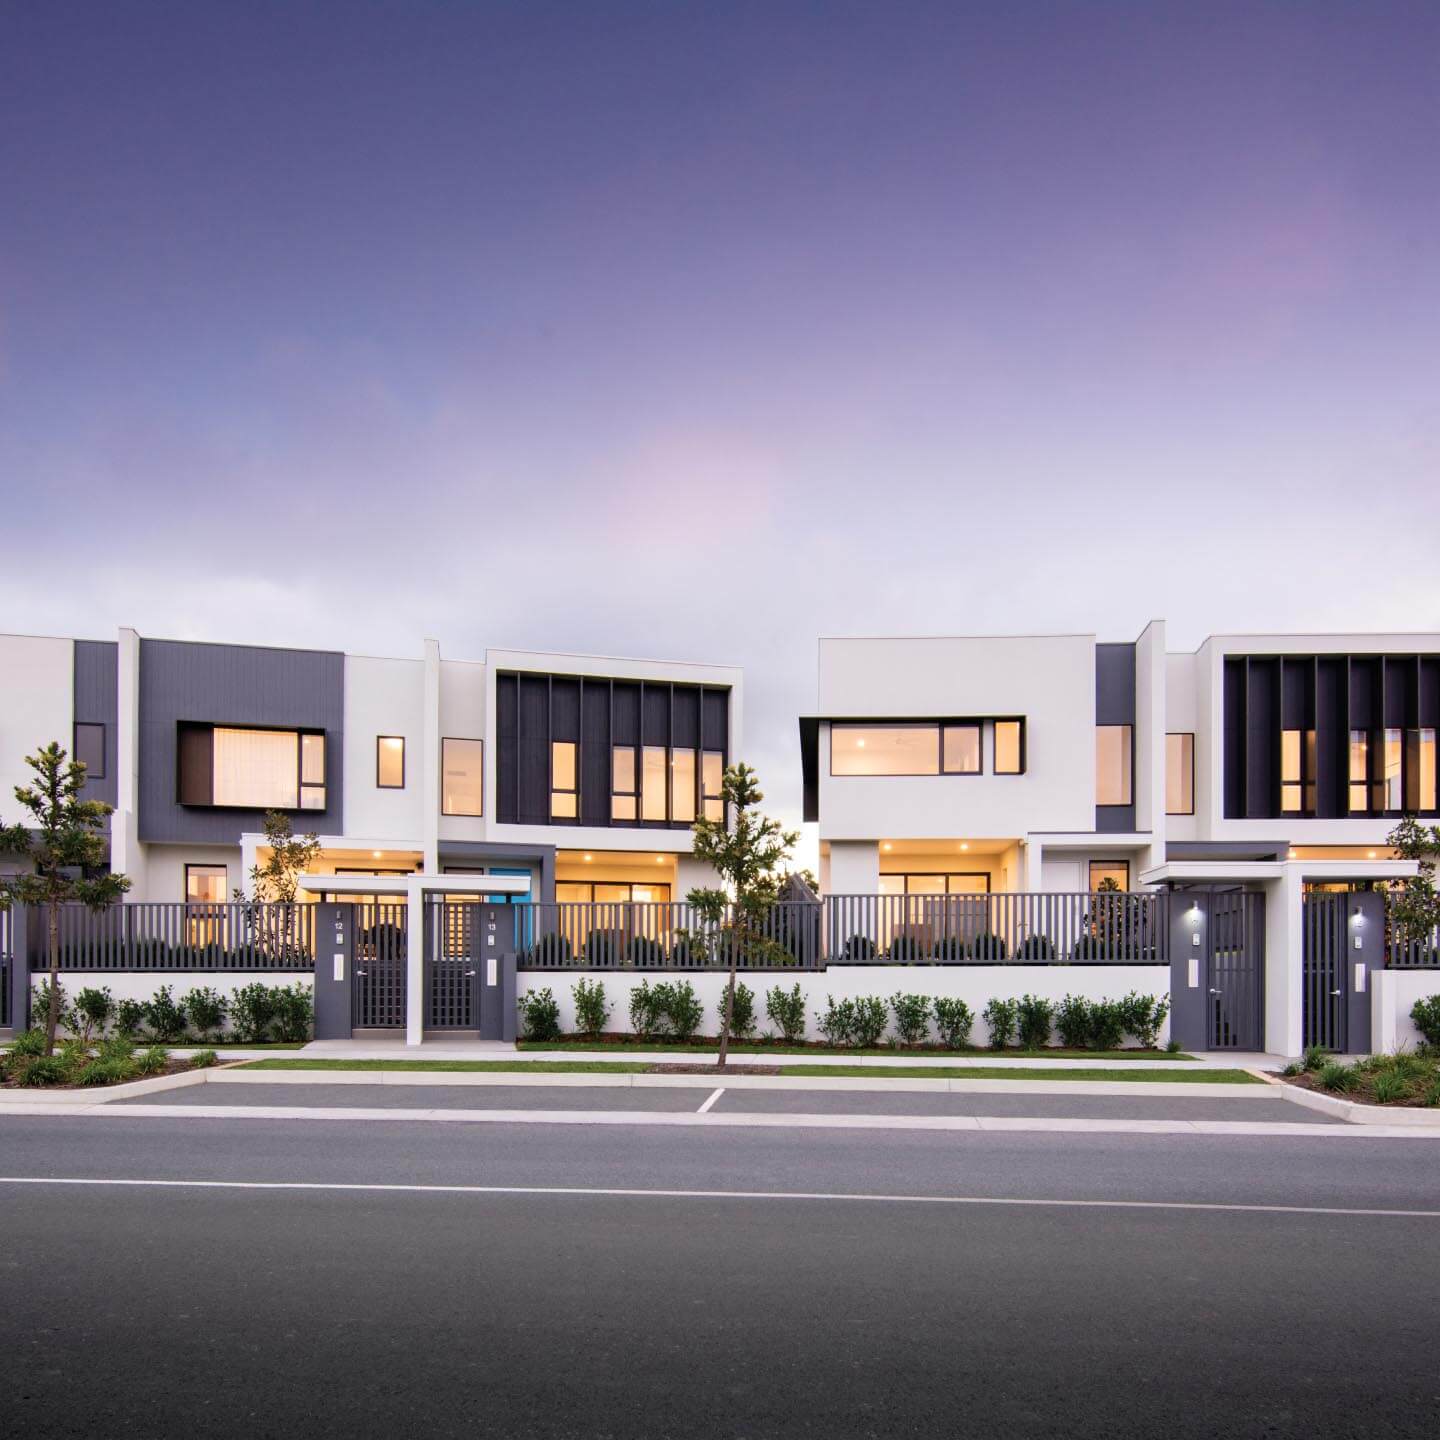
[1141,858,1418,887]
[297,873,532,897]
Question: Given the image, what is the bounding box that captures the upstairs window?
[942,724,981,774]
[702,751,724,822]
[441,737,483,817]
[1348,730,1369,813]
[670,749,697,823]
[1383,728,1403,811]
[612,747,637,821]
[1412,729,1438,812]
[1095,725,1132,806]
[1165,733,1194,815]
[179,725,325,810]
[641,746,668,821]
[1280,729,1314,814]
[376,735,405,789]
[993,720,1025,775]
[831,725,939,776]
[73,722,106,779]
[550,741,577,819]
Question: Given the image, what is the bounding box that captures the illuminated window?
[1095,725,1132,806]
[1165,733,1194,815]
[1416,729,1438,812]
[642,746,667,821]
[441,737,483,817]
[831,725,939,775]
[73,722,106,779]
[376,735,405,789]
[1384,728,1403,811]
[993,720,1024,775]
[550,741,577,819]
[1348,730,1369,814]
[942,724,981,774]
[611,746,637,822]
[1088,860,1129,891]
[185,864,227,904]
[702,751,724,822]
[671,749,696,823]
[180,726,326,811]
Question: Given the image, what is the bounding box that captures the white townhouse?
[0,629,742,908]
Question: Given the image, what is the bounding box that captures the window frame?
[992,718,1026,776]
[184,862,228,905]
[440,736,484,818]
[828,719,1026,778]
[1348,729,1370,815]
[611,745,638,822]
[176,722,326,812]
[550,740,579,821]
[73,721,106,780]
[1088,860,1130,892]
[702,750,725,823]
[375,735,406,789]
[941,723,982,776]
[1165,732,1194,816]
[1095,724,1133,806]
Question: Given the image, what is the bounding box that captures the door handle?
[465,970,476,978]
[1208,988,1221,995]
[1330,989,1343,996]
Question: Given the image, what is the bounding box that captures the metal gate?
[426,901,477,1029]
[1208,892,1264,1050]
[1302,893,1347,1051]
[353,902,408,1028]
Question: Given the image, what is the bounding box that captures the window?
[1383,728,1403,811]
[180,725,325,810]
[993,720,1024,775]
[1088,860,1129,892]
[641,746,667,821]
[942,724,981,774]
[671,749,696,823]
[612,746,637,821]
[1281,729,1305,813]
[702,751,724,822]
[1348,730,1369,814]
[550,741,577,819]
[1095,725,1132,806]
[441,737,483,816]
[1165,733,1194,815]
[376,736,405,789]
[557,881,672,904]
[830,724,939,775]
[73,722,105,779]
[1414,729,1438,812]
[185,864,227,904]
[878,872,990,895]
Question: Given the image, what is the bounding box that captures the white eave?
[1141,859,1419,887]
[297,873,531,897]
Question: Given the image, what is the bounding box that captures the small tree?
[0,743,130,1054]
[234,811,321,963]
[686,764,798,1070]
[1385,815,1440,955]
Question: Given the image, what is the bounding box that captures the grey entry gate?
[427,901,476,1030]
[1207,892,1264,1051]
[353,901,408,1029]
[1302,893,1347,1052]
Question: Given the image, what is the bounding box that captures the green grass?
[776,1065,1264,1083]
[516,1039,1196,1061]
[240,1058,652,1074]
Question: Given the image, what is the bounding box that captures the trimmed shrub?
[970,932,1007,962]
[518,988,562,1042]
[1087,999,1126,1052]
[182,987,228,1040]
[1015,994,1053,1049]
[1317,1060,1356,1093]
[932,997,974,1049]
[572,978,610,1037]
[1055,995,1092,1049]
[625,936,665,969]
[1015,935,1055,962]
[628,980,665,1040]
[527,933,575,967]
[932,936,967,963]
[890,993,931,1046]
[73,987,115,1041]
[190,1049,219,1069]
[983,997,1017,1049]
[817,997,856,1047]
[30,979,73,1035]
[270,985,315,1044]
[230,983,280,1044]
[718,981,757,1041]
[766,983,807,1042]
[584,929,626,967]
[116,998,147,1038]
[661,981,704,1042]
[842,934,876,964]
[850,996,888,1047]
[1120,992,1170,1049]
[135,1046,169,1077]
[887,935,926,964]
[1410,995,1440,1048]
[1069,934,1102,960]
[143,986,188,1043]
[667,930,706,967]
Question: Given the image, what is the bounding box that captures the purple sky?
[2,1,1438,832]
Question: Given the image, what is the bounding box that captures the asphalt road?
[2,1114,1437,1440]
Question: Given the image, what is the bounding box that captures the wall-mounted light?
[882,842,893,852]
[372,850,383,859]
[655,855,665,864]
[1352,908,1364,923]
[959,842,969,851]
[583,853,592,863]
[1287,848,1298,859]
[1367,851,1377,860]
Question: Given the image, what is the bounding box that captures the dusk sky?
[3,1,1438,836]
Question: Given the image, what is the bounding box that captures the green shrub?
[182,987,228,1040]
[1281,1061,1303,1077]
[667,931,707,967]
[1055,995,1091,1049]
[1087,999,1126,1052]
[518,988,562,1041]
[10,1028,48,1059]
[983,997,1017,1049]
[59,1037,91,1074]
[73,986,115,1041]
[932,997,974,1048]
[1165,1037,1182,1054]
[1317,1061,1355,1093]
[143,986,188,1042]
[76,1057,136,1087]
[116,998,147,1038]
[842,935,876,964]
[1015,935,1055,962]
[887,935,926,964]
[765,984,807,1042]
[970,932,1007,961]
[571,978,610,1037]
[1302,1044,1330,1072]
[135,1046,169,1077]
[1422,1080,1440,1109]
[625,936,665,969]
[661,981,704,1042]
[190,1049,219,1069]
[1015,994,1053,1049]
[890,994,931,1046]
[1380,1050,1426,1081]
[1410,995,1440,1048]
[18,1055,69,1087]
[527,932,575,967]
[628,980,665,1040]
[817,997,856,1047]
[98,1034,136,1064]
[1120,992,1170,1049]
[1372,1071,1410,1105]
[1070,934,1103,960]
[230,983,279,1043]
[584,929,626,967]
[850,996,888,1047]
[719,981,756,1040]
[932,936,967,962]
[270,984,314,1043]
[30,979,74,1034]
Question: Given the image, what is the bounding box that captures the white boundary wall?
[518,965,1171,1046]
[1372,970,1440,1053]
[33,972,311,1039]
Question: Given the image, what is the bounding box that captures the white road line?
[697,1087,724,1114]
[0,1175,1436,1219]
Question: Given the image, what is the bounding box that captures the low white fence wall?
[1371,969,1440,1053]
[517,965,1172,1046]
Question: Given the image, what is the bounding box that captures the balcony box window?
[178,724,325,811]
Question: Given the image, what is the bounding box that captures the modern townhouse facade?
[800,625,1440,1055]
[0,629,742,908]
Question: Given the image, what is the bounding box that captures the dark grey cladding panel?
[1094,643,1136,726]
[73,640,118,808]
[138,639,344,844]
[1095,803,1136,833]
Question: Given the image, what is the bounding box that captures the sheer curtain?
[213,728,298,808]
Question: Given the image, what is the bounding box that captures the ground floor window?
[556,881,672,904]
[1087,860,1130,891]
[877,873,990,895]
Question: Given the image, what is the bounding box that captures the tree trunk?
[44,902,60,1056]
[717,959,737,1072]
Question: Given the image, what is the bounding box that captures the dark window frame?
[941,723,982,775]
[879,870,993,895]
[702,749,725,822]
[440,736,484,817]
[555,879,674,904]
[73,721,106,779]
[1088,859,1131,892]
[550,740,579,822]
[183,861,228,904]
[1280,726,1316,817]
[829,718,1027,778]
[176,722,326,812]
[992,718,1027,776]
[375,735,406,790]
[1347,728,1370,815]
[611,745,639,823]
[1165,732,1195,816]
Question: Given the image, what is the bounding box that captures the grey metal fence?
[1386,908,1440,968]
[31,902,317,971]
[1,908,11,1026]
[353,901,407,1027]
[822,891,1169,964]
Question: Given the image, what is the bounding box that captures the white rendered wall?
[1165,649,1201,841]
[815,635,1097,842]
[1134,620,1166,873]
[344,654,425,842]
[39,971,311,1037]
[518,965,1171,1045]
[138,844,244,902]
[826,840,880,894]
[1371,969,1440,1053]
[437,657,488,844]
[0,634,73,809]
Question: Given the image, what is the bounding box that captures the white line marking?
[697,1088,724,1114]
[0,1175,1435,1219]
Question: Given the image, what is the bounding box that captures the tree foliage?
[1386,814,1440,947]
[240,810,322,904]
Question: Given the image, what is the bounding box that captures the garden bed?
[1279,1049,1440,1108]
[517,1035,1193,1060]
[0,1029,225,1090]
